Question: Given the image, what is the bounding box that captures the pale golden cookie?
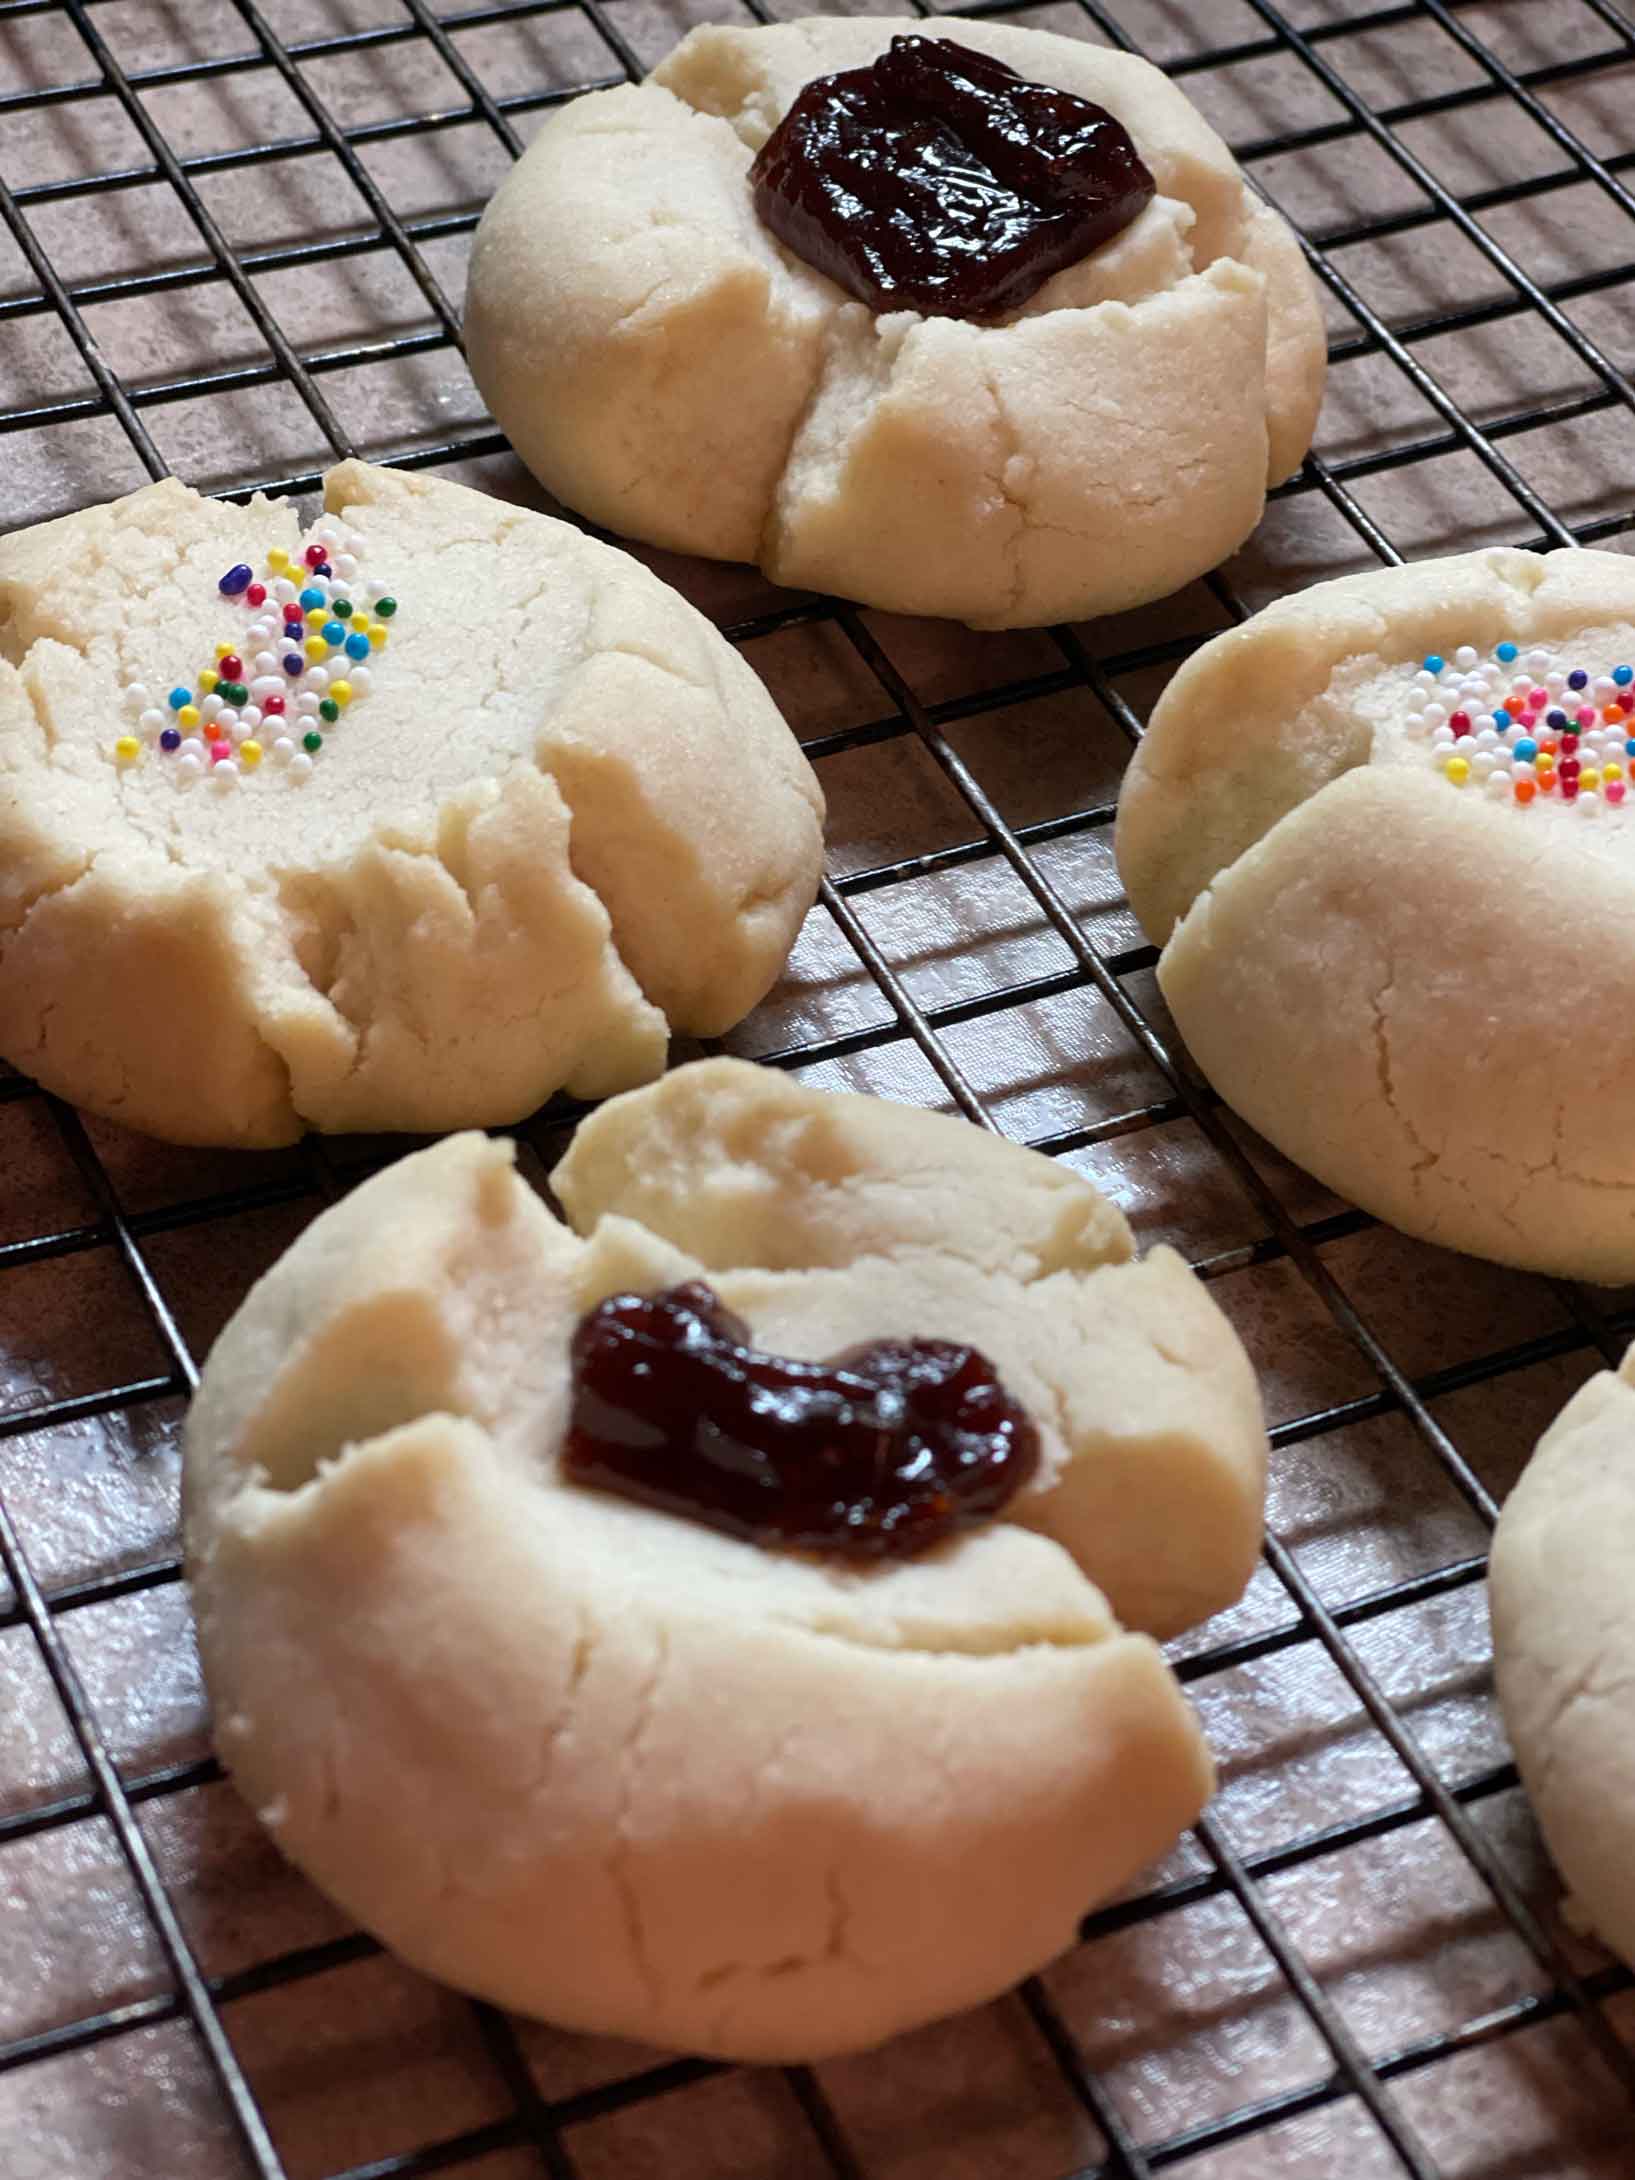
[0,464,822,1145]
[185,1059,1268,2060]
[464,18,1326,629]
[1116,547,1635,1280]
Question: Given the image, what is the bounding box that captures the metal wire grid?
[0,0,1632,2173]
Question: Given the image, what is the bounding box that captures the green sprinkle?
[318,698,339,723]
[333,599,352,620]
[373,595,397,619]
[303,729,323,753]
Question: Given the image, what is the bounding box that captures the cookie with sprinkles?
[0,461,823,1146]
[1116,546,1635,1281]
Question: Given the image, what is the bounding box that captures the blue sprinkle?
[1495,641,1518,663]
[345,631,370,661]
[1492,708,1512,728]
[1514,737,1539,763]
[1547,709,1569,730]
[299,586,325,612]
[168,686,190,710]
[1423,654,1445,674]
[1569,668,1589,690]
[321,619,346,647]
[159,727,181,751]
[1626,737,1635,758]
[217,562,253,596]
[283,653,304,676]
[1616,666,1634,687]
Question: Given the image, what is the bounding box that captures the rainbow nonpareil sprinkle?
[1406,641,1633,813]
[113,522,397,787]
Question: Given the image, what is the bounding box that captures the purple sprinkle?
[218,562,253,596]
[159,727,181,751]
[283,653,304,676]
[313,562,332,578]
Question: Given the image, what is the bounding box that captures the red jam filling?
[563,1280,1040,1557]
[749,35,1156,321]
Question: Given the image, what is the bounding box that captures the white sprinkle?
[211,759,240,787]
[1513,756,1536,779]
[1424,700,1449,725]
[273,578,297,604]
[216,707,238,732]
[289,752,314,780]
[1595,676,1618,702]
[345,664,370,696]
[123,681,149,709]
[138,708,166,734]
[1581,790,1602,815]
[179,736,205,761]
[1475,728,1500,752]
[1454,646,1478,670]
[296,692,320,717]
[250,675,283,698]
[302,666,329,694]
[254,652,279,676]
[1404,710,1427,737]
[272,736,294,762]
[1413,669,1437,692]
[239,708,261,734]
[1487,770,1512,798]
[176,752,203,780]
[1471,751,1496,780]
[1527,648,1551,675]
[334,552,358,580]
[201,694,223,722]
[1431,724,1455,748]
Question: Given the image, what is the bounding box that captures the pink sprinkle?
[209,741,232,764]
[1607,779,1627,805]
[1529,688,1549,710]
[1577,707,1597,729]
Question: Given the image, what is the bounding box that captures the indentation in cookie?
[1387,638,1635,813]
[748,35,1155,320]
[113,520,397,787]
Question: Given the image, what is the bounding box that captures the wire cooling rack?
[3,0,1635,2175]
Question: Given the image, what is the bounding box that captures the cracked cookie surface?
[183,1057,1267,2059]
[0,463,823,1145]
[1490,1342,1635,1970]
[462,18,1326,630]
[1115,546,1635,1280]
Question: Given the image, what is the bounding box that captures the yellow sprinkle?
[305,606,328,630]
[114,734,141,762]
[266,547,289,572]
[1444,755,1470,785]
[1605,760,1624,781]
[368,622,388,647]
[1582,768,1602,790]
[198,668,219,694]
[215,640,235,660]
[240,739,263,768]
[304,635,328,663]
[177,703,200,729]
[328,679,352,707]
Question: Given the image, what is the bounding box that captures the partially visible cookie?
[0,464,822,1146]
[1490,1343,1635,1967]
[184,1058,1267,2060]
[464,18,1326,628]
[1116,546,1635,1279]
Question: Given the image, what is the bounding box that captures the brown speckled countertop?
[3,2,1635,2175]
